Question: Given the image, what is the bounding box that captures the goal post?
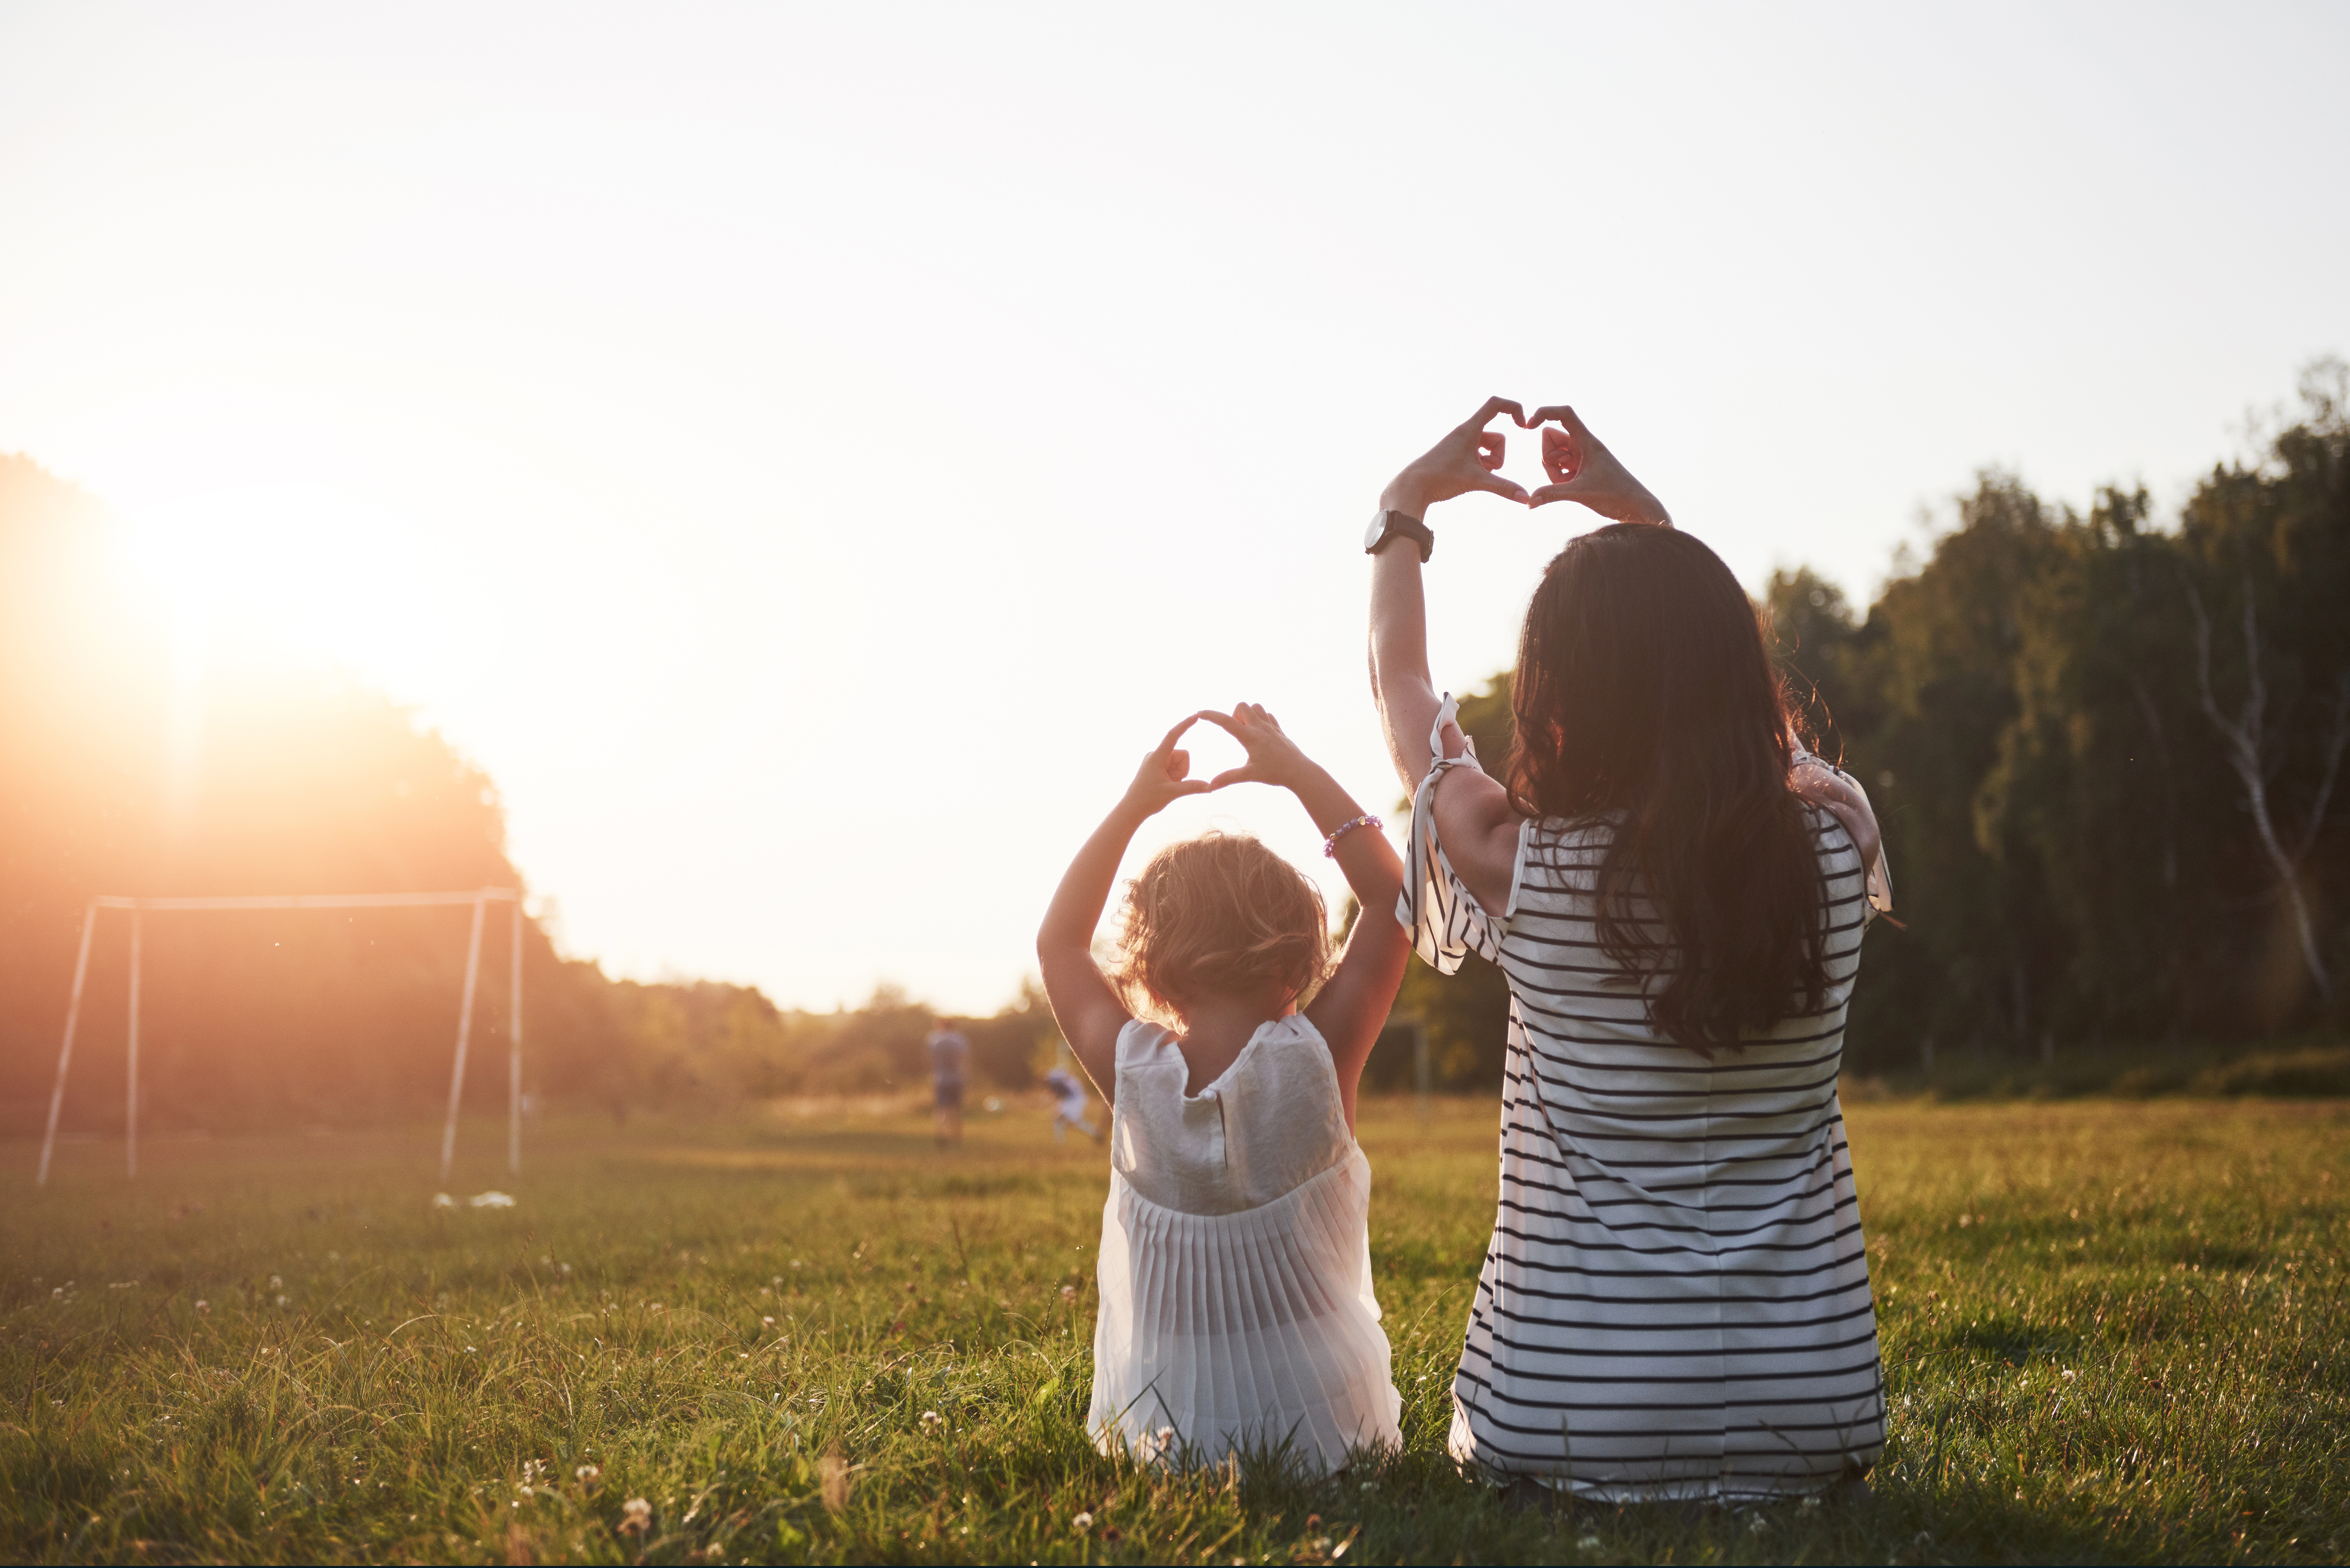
[35,888,524,1187]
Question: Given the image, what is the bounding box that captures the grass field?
[6,1094,2347,1565]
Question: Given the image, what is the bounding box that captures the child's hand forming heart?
[1192,702,1313,793]
[1119,715,1217,818]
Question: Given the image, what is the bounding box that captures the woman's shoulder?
[1513,813,1614,890]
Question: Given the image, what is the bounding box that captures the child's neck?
[1172,987,1296,1098]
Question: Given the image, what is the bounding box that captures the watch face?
[1365,511,1393,550]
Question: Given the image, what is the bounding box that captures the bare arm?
[1366,399,1535,916]
[1196,705,1410,1130]
[1035,716,1214,1106]
[1367,397,1674,916]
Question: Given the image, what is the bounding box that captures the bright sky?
[3,5,2346,1012]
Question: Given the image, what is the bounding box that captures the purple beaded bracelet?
[1323,814,1382,857]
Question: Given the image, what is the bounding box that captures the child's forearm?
[1288,763,1404,912]
[1038,802,1149,957]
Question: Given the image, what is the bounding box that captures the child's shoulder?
[1114,1016,1183,1066]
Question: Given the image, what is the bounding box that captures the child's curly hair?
[1110,831,1331,1022]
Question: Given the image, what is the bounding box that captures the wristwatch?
[1363,508,1434,562]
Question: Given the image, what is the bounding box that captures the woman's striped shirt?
[1398,724,1886,1502]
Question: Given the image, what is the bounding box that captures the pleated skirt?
[1087,1148,1403,1475]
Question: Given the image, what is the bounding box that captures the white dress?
[1087,1014,1404,1474]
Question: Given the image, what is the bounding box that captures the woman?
[1364,398,1891,1504]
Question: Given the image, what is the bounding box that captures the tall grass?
[5,1096,2344,1564]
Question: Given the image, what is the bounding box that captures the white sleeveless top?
[1087,1014,1403,1474]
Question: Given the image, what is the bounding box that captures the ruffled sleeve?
[1394,693,1510,976]
[1791,743,1895,922]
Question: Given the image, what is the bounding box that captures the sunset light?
[5,9,2347,1565]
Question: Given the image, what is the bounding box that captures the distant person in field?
[1037,703,1412,1474]
[1365,399,1894,1506]
[1041,1063,1101,1143]
[925,1019,969,1148]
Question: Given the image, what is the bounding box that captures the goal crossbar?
[37,889,524,1188]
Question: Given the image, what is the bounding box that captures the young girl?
[1037,703,1413,1474]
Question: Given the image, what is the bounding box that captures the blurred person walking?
[926,1019,969,1148]
[1364,399,1894,1506]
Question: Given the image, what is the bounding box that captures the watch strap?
[1366,508,1434,563]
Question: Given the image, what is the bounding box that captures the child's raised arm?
[1036,716,1216,1107]
[1195,705,1410,1130]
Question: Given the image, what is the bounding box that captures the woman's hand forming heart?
[1378,396,1535,519]
[1524,405,1671,527]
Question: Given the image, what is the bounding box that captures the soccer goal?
[36,888,525,1187]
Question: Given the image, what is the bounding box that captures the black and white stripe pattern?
[1400,734,1885,1501]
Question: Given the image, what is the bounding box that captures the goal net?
[36,888,524,1186]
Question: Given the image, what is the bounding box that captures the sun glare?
[116,484,450,700]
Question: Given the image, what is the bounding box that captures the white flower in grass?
[920,1410,944,1433]
[268,1275,283,1289]
[2062,1368,2077,1380]
[1577,1534,1602,1551]
[1071,1511,1093,1534]
[762,1315,776,1328]
[617,1497,653,1536]
[1748,1512,1769,1535]
[1060,1285,1077,1302]
[194,1300,209,1314]
[576,1465,602,1485]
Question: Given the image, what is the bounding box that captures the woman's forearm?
[1368,541,1442,792]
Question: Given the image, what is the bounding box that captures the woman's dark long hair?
[1507,524,1824,1051]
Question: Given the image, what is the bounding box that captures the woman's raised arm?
[1366,397,1528,793]
[1364,399,1533,917]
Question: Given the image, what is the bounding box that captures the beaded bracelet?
[1323,814,1382,857]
